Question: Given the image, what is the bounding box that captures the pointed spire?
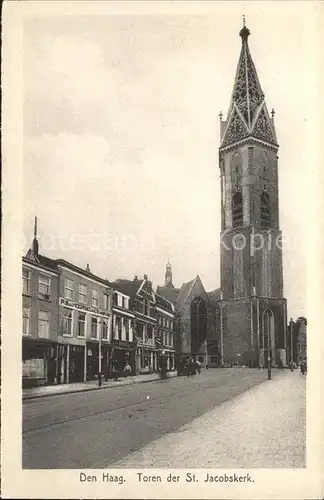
[32,216,39,257]
[220,21,278,147]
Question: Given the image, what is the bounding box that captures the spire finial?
[239,16,250,42]
[271,108,275,119]
[219,111,223,120]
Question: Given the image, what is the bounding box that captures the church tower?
[165,260,174,288]
[219,20,287,367]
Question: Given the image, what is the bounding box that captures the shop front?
[22,339,57,388]
[86,342,99,381]
[137,344,159,373]
[56,344,85,384]
[111,339,136,376]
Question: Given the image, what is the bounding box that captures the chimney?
[133,275,138,281]
[144,274,148,280]
[86,264,91,273]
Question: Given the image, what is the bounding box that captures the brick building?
[56,261,113,383]
[111,289,136,375]
[218,22,287,367]
[22,220,59,387]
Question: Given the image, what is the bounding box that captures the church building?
[218,21,287,367]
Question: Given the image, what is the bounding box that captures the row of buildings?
[22,221,177,387]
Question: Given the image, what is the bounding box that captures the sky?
[22,3,313,318]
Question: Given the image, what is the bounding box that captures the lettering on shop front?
[59,297,110,316]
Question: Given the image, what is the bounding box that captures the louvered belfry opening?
[260,191,271,228]
[232,191,243,227]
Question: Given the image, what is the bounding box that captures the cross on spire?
[243,14,246,27]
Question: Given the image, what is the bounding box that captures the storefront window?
[78,284,87,304]
[23,268,31,295]
[77,312,86,337]
[38,274,51,300]
[38,311,50,338]
[63,308,73,336]
[91,316,98,338]
[64,279,74,300]
[23,307,31,335]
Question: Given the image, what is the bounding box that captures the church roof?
[176,277,197,310]
[207,288,221,306]
[156,285,180,304]
[220,22,277,148]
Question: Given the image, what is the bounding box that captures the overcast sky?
[22,3,313,317]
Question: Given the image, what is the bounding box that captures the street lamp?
[98,318,102,387]
[267,328,271,380]
[289,318,294,371]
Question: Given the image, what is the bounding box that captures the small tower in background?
[165,259,174,288]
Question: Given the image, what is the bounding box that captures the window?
[38,274,51,300]
[63,308,73,336]
[260,191,271,228]
[38,311,50,338]
[103,294,110,310]
[77,312,86,337]
[78,284,87,304]
[124,297,129,309]
[144,301,148,316]
[92,289,99,308]
[125,319,130,341]
[232,191,243,228]
[122,297,125,308]
[23,307,31,335]
[113,293,118,306]
[115,317,122,339]
[102,319,109,340]
[64,279,74,300]
[91,316,98,338]
[23,269,31,295]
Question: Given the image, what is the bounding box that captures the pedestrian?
[123,362,132,378]
[195,359,201,375]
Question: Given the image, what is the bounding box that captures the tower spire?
[165,259,173,288]
[220,21,277,147]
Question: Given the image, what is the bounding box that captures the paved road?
[23,369,276,469]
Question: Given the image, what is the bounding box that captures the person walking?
[195,358,201,375]
[124,362,132,378]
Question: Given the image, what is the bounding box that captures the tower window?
[232,191,243,228]
[260,191,271,228]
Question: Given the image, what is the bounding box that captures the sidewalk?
[23,371,178,401]
[112,370,306,468]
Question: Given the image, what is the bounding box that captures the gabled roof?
[156,285,180,304]
[176,277,196,310]
[23,252,59,272]
[220,23,277,148]
[155,292,174,313]
[111,279,142,305]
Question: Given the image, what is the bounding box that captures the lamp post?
[98,318,102,387]
[267,327,271,380]
[290,318,294,371]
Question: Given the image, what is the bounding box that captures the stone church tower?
[219,21,287,367]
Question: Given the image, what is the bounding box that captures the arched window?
[231,152,242,190]
[232,191,243,227]
[260,191,271,228]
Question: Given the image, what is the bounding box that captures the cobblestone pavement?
[112,370,306,468]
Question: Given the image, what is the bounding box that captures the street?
[23,369,269,468]
[23,368,305,469]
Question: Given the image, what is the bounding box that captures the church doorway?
[190,297,207,356]
[261,308,275,368]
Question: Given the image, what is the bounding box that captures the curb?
[23,372,179,402]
